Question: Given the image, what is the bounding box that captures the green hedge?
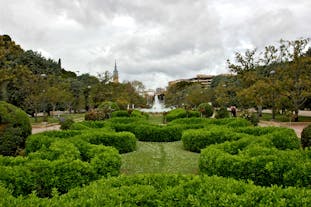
[26,129,136,154]
[133,125,183,142]
[182,127,250,152]
[69,120,106,130]
[78,131,137,153]
[111,110,130,118]
[169,117,252,128]
[0,101,32,156]
[1,174,311,206]
[166,108,200,122]
[0,144,120,197]
[199,134,307,187]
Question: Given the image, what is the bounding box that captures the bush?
[130,110,149,119]
[0,101,31,156]
[197,103,214,117]
[1,138,121,197]
[166,108,200,122]
[81,131,137,153]
[2,174,311,206]
[215,107,230,119]
[301,124,311,149]
[85,109,106,121]
[59,118,74,130]
[182,127,249,152]
[240,110,259,126]
[134,125,183,142]
[111,110,130,118]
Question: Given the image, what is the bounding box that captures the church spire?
[113,59,119,83]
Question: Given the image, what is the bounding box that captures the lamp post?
[270,70,276,120]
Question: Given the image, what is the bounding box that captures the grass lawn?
[121,141,199,175]
[260,113,311,122]
[147,113,164,125]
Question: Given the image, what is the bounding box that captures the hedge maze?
[1,114,311,205]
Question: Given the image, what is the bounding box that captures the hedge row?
[183,126,300,152]
[169,117,252,128]
[0,144,120,197]
[199,132,308,187]
[26,129,136,154]
[165,108,200,122]
[1,174,311,206]
[78,131,137,153]
[182,126,250,152]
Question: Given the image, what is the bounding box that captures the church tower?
[113,60,119,83]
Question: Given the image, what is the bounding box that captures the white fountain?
[140,95,172,113]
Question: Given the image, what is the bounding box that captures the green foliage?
[199,126,305,187]
[130,109,149,119]
[1,131,121,197]
[215,107,230,119]
[0,101,31,156]
[197,103,214,117]
[59,118,74,130]
[111,110,129,118]
[301,124,311,149]
[134,124,183,142]
[2,175,311,206]
[166,108,200,122]
[182,127,249,152]
[78,131,137,153]
[240,110,259,126]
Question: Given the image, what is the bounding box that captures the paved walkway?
[32,124,60,134]
[259,121,309,138]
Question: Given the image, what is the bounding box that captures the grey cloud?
[0,0,310,89]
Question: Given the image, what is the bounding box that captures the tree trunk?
[257,105,262,117]
[294,109,299,122]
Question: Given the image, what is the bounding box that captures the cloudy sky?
[0,0,310,89]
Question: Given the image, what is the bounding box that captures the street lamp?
[270,70,276,120]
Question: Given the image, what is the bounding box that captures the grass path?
[121,141,199,175]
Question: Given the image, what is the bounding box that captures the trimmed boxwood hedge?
[26,129,136,154]
[166,108,200,122]
[0,144,121,197]
[1,174,311,206]
[182,127,251,152]
[199,129,307,187]
[78,131,137,153]
[133,124,183,142]
[0,101,32,156]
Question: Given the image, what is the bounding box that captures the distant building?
[112,60,119,83]
[168,74,214,87]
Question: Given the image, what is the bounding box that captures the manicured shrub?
[0,143,121,197]
[130,110,149,119]
[165,108,200,122]
[197,103,214,117]
[0,101,31,156]
[199,134,308,187]
[59,118,74,130]
[79,131,137,153]
[182,127,250,152]
[301,124,311,149]
[111,110,130,118]
[74,120,106,129]
[267,129,300,150]
[215,107,230,119]
[2,174,311,206]
[133,125,183,142]
[166,108,187,122]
